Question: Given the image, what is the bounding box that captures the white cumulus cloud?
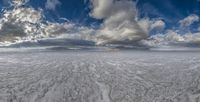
[150,20,165,31]
[138,18,165,33]
[89,0,147,45]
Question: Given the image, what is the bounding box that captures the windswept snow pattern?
[0,51,200,102]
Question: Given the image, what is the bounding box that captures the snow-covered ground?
[0,50,200,102]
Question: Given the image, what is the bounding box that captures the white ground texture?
[0,50,200,102]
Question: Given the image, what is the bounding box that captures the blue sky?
[138,0,200,30]
[37,0,199,27]
[47,0,196,31]
[0,0,200,48]
[1,0,199,29]
[30,0,99,26]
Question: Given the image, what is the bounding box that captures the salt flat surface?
[0,50,200,102]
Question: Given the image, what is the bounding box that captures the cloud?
[11,0,29,6]
[138,18,165,33]
[2,0,200,49]
[0,7,43,42]
[0,23,26,42]
[89,0,147,45]
[0,0,86,46]
[140,14,200,49]
[179,14,199,27]
[45,0,61,11]
[150,20,165,31]
[141,30,200,48]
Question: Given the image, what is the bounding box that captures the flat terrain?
[0,50,200,102]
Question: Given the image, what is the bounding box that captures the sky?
[0,0,200,48]
[1,0,198,29]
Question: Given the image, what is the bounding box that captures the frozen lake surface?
[0,50,200,102]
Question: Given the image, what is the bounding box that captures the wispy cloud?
[141,29,200,48]
[179,14,199,27]
[45,0,61,11]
